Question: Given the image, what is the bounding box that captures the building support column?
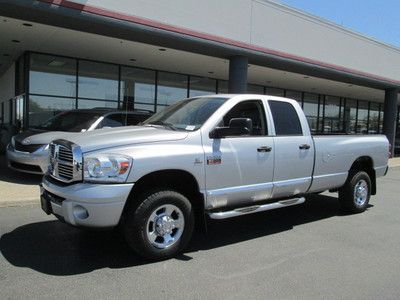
[228,56,248,94]
[383,88,398,156]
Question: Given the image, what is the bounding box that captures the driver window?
[222,100,267,136]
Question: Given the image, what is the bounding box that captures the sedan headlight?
[83,154,132,183]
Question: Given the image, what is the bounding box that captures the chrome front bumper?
[41,177,134,228]
[7,144,49,174]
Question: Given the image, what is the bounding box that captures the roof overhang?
[0,0,399,91]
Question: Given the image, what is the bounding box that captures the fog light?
[73,205,89,220]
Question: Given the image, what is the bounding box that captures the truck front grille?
[48,140,82,183]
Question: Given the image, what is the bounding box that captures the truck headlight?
[83,154,132,183]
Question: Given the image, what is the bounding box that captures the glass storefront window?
[134,103,155,112]
[156,105,168,112]
[368,103,380,134]
[303,93,320,133]
[77,99,118,109]
[357,100,369,134]
[157,72,188,106]
[78,60,118,100]
[30,53,76,97]
[217,80,228,94]
[379,109,384,133]
[344,99,357,134]
[26,53,390,137]
[265,87,284,97]
[120,67,156,111]
[285,90,302,103]
[323,96,341,133]
[247,84,264,94]
[190,76,216,97]
[29,95,75,127]
[397,107,400,136]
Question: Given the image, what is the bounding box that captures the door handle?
[257,146,272,152]
[299,144,311,150]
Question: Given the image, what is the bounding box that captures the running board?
[207,197,305,220]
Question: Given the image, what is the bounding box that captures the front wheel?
[339,171,371,213]
[123,189,194,261]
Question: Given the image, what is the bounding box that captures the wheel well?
[348,156,376,195]
[123,169,205,228]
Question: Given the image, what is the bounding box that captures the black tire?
[123,189,194,261]
[339,171,371,214]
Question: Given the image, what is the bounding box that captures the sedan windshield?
[143,97,227,131]
[34,111,102,132]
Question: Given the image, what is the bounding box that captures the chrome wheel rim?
[353,179,368,206]
[146,204,185,249]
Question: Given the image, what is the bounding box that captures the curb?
[0,198,39,208]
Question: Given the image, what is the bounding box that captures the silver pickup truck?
[40,94,389,260]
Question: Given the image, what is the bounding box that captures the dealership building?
[0,0,399,153]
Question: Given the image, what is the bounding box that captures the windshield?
[143,97,227,131]
[34,111,102,132]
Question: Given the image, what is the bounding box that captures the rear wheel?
[124,189,194,261]
[339,171,371,213]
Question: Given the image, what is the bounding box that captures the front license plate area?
[40,190,52,215]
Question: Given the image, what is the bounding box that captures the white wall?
[0,63,15,123]
[68,0,400,82]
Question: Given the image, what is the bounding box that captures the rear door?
[267,99,314,198]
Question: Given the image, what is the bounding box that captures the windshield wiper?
[146,121,178,131]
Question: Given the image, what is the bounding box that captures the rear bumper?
[41,177,134,228]
[7,144,48,174]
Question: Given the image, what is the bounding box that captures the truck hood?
[59,126,189,153]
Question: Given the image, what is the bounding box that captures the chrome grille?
[58,146,73,163]
[48,140,82,183]
[50,143,55,158]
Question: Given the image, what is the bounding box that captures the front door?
[202,100,274,210]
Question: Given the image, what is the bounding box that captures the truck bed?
[308,134,388,193]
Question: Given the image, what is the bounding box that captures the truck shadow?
[0,194,372,276]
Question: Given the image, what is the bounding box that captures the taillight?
[389,144,392,158]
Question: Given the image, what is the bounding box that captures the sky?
[280,0,400,48]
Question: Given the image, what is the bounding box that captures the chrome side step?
[207,197,305,220]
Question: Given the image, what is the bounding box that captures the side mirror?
[209,118,252,139]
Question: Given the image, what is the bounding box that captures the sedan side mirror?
[209,118,252,139]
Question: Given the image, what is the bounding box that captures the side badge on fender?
[207,156,222,165]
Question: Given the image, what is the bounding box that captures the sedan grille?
[48,140,82,183]
[15,141,44,153]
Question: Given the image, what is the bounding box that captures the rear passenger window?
[269,100,302,135]
[126,114,149,126]
[99,114,125,128]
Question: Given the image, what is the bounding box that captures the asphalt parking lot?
[1,166,400,299]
